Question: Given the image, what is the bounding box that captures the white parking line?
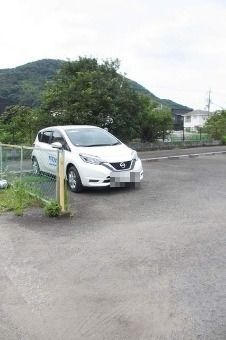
[141,151,226,162]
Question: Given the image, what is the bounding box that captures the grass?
[0,182,43,215]
[170,132,211,143]
[0,177,67,217]
[21,173,56,183]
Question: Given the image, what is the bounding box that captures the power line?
[211,102,225,110]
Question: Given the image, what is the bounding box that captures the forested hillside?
[0,59,191,113]
[0,59,63,110]
[0,58,192,144]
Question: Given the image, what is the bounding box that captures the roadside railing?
[129,138,220,152]
[0,144,68,212]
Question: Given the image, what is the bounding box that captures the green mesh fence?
[0,144,59,202]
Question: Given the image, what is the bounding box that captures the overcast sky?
[1,0,226,110]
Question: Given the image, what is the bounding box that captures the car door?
[47,129,71,175]
[37,130,53,173]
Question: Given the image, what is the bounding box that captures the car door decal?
[48,155,57,167]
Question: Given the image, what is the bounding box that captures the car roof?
[40,125,98,132]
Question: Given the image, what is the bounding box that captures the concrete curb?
[141,150,226,162]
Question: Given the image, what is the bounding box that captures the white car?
[32,125,143,192]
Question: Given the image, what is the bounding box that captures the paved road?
[0,154,226,339]
[138,144,226,159]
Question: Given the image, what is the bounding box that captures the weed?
[0,181,42,215]
[44,201,61,217]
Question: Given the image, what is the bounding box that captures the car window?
[40,131,52,144]
[65,128,120,147]
[52,131,65,144]
[38,132,42,141]
[51,130,70,151]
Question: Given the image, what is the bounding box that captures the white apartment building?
[183,110,210,132]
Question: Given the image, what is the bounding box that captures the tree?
[41,57,142,140]
[204,110,226,141]
[152,107,173,141]
[138,96,173,142]
[0,105,38,144]
[0,58,174,144]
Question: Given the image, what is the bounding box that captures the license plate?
[110,171,140,187]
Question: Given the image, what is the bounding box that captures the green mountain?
[127,79,161,103]
[0,59,64,110]
[0,59,191,113]
[129,79,191,111]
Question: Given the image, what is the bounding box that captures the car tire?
[32,157,40,175]
[67,165,83,193]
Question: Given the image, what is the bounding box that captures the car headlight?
[131,150,138,161]
[79,153,104,165]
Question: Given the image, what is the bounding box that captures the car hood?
[73,144,134,162]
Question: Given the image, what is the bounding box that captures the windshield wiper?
[111,142,121,145]
[85,144,112,147]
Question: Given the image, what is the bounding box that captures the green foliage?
[0,59,63,111]
[44,201,61,217]
[0,181,41,215]
[127,79,160,102]
[0,58,182,143]
[139,96,173,142]
[0,105,39,144]
[41,57,141,140]
[0,58,188,115]
[0,181,62,217]
[204,110,226,140]
[160,99,192,111]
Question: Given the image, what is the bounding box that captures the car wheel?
[67,165,83,193]
[32,157,40,175]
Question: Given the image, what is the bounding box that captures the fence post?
[59,150,65,212]
[0,145,2,180]
[20,146,23,181]
[56,149,60,201]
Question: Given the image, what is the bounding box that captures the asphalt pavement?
[0,150,226,339]
[138,144,226,159]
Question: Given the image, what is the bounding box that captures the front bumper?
[80,158,143,187]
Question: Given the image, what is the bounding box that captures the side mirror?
[51,142,63,149]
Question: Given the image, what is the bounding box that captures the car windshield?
[65,128,121,147]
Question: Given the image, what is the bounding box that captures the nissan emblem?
[120,162,126,169]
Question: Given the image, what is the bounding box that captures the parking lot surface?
[0,153,226,339]
[138,144,226,159]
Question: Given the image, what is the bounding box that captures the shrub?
[221,136,226,145]
[44,201,61,217]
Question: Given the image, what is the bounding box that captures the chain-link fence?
[129,132,218,151]
[0,144,67,210]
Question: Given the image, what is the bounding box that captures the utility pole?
[207,89,211,114]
